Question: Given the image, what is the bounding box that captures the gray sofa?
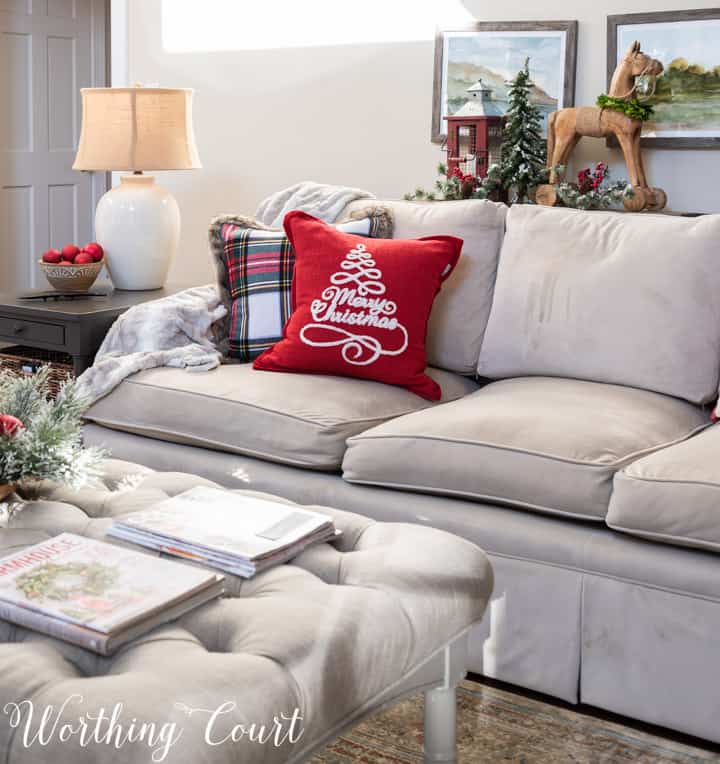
[84,200,720,744]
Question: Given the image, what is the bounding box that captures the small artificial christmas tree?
[499,58,547,203]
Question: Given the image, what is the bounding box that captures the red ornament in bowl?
[42,249,62,264]
[83,242,104,262]
[61,244,81,261]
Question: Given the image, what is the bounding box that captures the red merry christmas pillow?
[253,211,462,400]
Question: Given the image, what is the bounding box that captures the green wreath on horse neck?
[596,94,655,121]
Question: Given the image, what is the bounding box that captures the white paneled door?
[0,0,107,290]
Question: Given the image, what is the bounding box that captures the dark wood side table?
[0,282,194,375]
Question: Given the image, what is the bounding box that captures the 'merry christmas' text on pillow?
[253,212,462,400]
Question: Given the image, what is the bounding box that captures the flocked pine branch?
[0,369,106,487]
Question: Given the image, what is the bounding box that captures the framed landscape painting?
[608,10,720,147]
[432,21,578,143]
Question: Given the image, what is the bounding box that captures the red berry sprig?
[577,163,608,194]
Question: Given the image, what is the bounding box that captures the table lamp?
[73,86,201,290]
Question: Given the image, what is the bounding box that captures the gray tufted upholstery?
[0,460,492,763]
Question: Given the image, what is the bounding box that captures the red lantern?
[444,79,504,181]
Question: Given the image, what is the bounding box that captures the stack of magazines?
[107,486,338,578]
[0,533,223,655]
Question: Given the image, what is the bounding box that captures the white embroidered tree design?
[299,243,408,366]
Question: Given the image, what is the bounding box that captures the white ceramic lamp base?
[95,174,180,291]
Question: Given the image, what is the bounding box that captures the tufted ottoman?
[0,460,492,764]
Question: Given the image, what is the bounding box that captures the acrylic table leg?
[424,684,457,763]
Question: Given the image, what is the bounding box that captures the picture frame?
[431,21,578,144]
[608,10,720,148]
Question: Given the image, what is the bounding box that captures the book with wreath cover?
[0,533,223,655]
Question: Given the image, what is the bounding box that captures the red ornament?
[61,244,81,261]
[74,251,95,265]
[84,242,104,262]
[42,249,62,264]
[0,414,24,437]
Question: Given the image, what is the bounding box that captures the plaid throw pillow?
[209,209,393,361]
[221,225,295,360]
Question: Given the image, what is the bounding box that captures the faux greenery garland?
[404,163,500,201]
[596,94,654,121]
[554,163,633,210]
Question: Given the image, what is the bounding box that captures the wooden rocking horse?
[538,41,667,211]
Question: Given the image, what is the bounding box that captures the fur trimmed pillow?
[209,207,393,361]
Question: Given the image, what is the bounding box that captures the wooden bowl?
[39,258,104,292]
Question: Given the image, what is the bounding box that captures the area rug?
[310,680,719,763]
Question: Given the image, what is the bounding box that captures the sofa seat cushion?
[607,425,720,552]
[342,377,707,521]
[84,364,478,471]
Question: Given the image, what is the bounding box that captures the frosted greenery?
[556,179,633,210]
[553,163,633,210]
[0,368,105,487]
[404,163,501,201]
[499,58,547,203]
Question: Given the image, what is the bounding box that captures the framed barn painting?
[431,21,578,143]
[608,10,720,148]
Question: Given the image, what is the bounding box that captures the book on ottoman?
[107,486,338,578]
[0,533,223,655]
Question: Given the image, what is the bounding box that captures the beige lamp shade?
[73,87,202,172]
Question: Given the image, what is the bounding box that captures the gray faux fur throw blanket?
[255,181,374,227]
[75,285,226,405]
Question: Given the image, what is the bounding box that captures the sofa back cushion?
[345,198,507,375]
[477,205,720,404]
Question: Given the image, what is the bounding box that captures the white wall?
[119,0,720,287]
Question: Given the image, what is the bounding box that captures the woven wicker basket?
[0,346,74,399]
